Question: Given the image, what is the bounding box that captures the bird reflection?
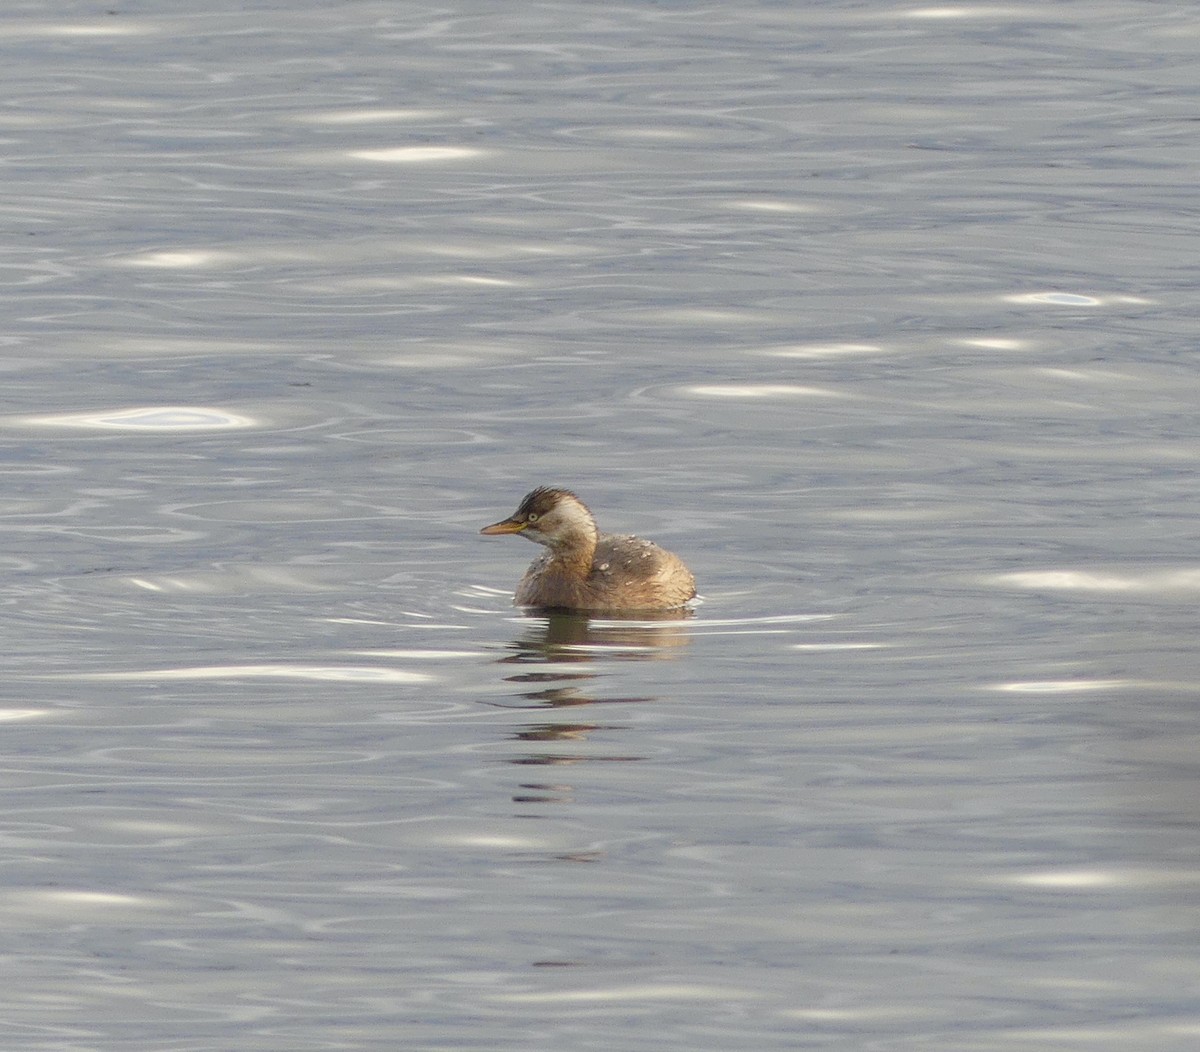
[495,609,692,707]
[499,609,693,670]
[513,723,608,741]
[491,609,693,808]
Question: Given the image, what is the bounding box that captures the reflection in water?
[501,609,693,666]
[505,686,595,708]
[512,783,575,805]
[494,609,693,704]
[490,610,693,807]
[514,724,611,742]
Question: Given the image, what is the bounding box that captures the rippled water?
[2,2,1198,1050]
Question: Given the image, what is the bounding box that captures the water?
[1,1,1198,1049]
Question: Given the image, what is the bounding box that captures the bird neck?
[545,513,598,574]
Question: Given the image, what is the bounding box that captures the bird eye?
[526,512,539,523]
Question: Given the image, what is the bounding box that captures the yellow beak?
[480,517,526,536]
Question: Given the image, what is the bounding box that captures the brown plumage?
[480,487,696,612]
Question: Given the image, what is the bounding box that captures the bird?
[480,487,696,613]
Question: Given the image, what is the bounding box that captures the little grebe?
[480,487,696,612]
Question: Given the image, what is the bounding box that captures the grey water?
[1,1,1198,1049]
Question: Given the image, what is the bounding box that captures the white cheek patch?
[522,525,551,545]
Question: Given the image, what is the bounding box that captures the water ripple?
[17,406,258,431]
[991,568,1200,595]
[347,146,486,163]
[58,664,433,684]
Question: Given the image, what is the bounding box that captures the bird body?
[481,487,696,613]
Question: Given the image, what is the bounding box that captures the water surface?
[1,2,1198,1049]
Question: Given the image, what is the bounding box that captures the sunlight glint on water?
[0,1,1197,1049]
